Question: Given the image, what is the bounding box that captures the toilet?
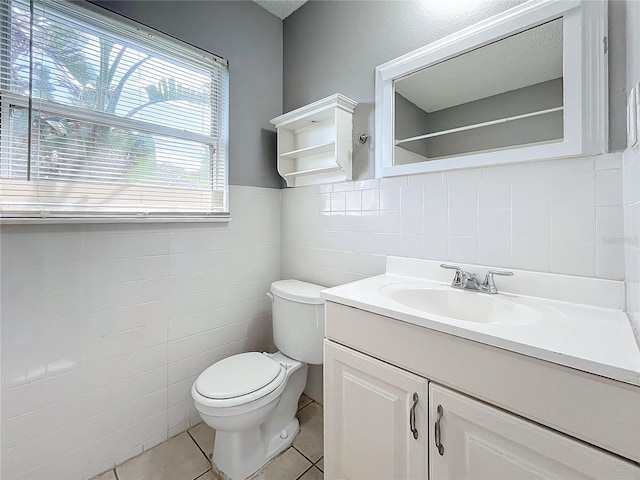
[191,279,325,480]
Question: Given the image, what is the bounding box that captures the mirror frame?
[374,0,608,178]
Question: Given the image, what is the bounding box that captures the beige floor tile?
[116,432,210,480]
[250,447,312,480]
[196,469,225,480]
[189,422,216,459]
[297,394,313,411]
[315,457,324,472]
[90,470,117,480]
[298,466,324,480]
[293,403,324,462]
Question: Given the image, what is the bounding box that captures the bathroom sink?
[380,284,540,325]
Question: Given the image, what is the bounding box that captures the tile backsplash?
[282,153,625,288]
[623,142,640,345]
[0,185,281,480]
[282,154,629,405]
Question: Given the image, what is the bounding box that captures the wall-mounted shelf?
[280,142,336,159]
[271,94,357,187]
[282,165,342,181]
[395,106,564,146]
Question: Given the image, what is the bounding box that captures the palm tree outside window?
[0,0,229,219]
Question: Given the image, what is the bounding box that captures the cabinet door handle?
[434,404,444,455]
[409,392,419,440]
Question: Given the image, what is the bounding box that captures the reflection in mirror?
[393,18,563,166]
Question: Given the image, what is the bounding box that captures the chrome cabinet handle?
[434,404,444,455]
[409,393,419,440]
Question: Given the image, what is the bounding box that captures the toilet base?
[213,417,300,480]
[264,417,299,460]
[209,353,309,479]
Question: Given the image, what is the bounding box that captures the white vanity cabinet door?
[324,341,429,480]
[429,383,640,480]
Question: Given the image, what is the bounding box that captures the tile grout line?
[188,429,212,464]
[194,469,213,480]
[294,464,315,480]
[293,399,323,467]
[297,400,317,413]
[187,430,215,480]
[113,468,120,480]
[292,445,316,465]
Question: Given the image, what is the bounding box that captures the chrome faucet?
[440,264,513,294]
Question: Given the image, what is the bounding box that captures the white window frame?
[0,0,230,223]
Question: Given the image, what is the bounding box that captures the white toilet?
[191,279,325,480]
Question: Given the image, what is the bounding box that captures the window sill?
[0,215,232,225]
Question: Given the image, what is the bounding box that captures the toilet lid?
[271,279,325,304]
[195,352,284,399]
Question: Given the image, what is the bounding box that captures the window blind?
[0,0,229,220]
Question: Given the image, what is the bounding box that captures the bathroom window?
[0,0,229,221]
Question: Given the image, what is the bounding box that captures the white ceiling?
[253,0,308,19]
[395,19,563,113]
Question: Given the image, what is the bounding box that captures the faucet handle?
[440,264,463,286]
[440,263,462,272]
[482,269,514,294]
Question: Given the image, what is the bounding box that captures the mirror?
[375,0,607,178]
[394,19,563,165]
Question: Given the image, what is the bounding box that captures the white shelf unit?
[271,94,357,187]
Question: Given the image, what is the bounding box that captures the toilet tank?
[270,280,325,365]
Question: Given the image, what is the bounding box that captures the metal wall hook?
[354,133,369,148]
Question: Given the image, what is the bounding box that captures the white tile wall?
[282,154,625,288]
[0,185,281,480]
[623,143,640,345]
[0,153,632,480]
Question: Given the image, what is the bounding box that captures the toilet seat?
[194,352,287,408]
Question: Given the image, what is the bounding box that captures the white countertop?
[321,258,640,387]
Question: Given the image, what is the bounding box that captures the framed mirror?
[375,0,608,178]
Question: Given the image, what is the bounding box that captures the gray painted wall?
[609,0,627,150]
[284,0,628,180]
[421,79,563,159]
[394,93,432,157]
[627,0,640,93]
[92,0,283,189]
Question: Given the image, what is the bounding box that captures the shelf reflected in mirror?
[393,18,564,166]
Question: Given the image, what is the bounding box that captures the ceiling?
[395,19,563,113]
[253,0,308,19]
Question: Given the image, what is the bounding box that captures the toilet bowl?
[192,279,325,480]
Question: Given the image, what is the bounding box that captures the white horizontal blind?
[0,0,229,219]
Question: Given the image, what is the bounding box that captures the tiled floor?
[91,394,323,480]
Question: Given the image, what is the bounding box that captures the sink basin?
[380,284,541,325]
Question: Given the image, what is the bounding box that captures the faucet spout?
[440,264,513,294]
[460,271,480,290]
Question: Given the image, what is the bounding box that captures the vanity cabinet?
[429,383,638,479]
[270,94,357,187]
[323,301,640,479]
[324,341,428,480]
